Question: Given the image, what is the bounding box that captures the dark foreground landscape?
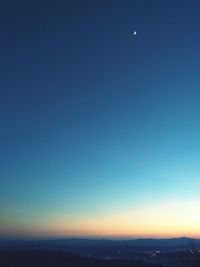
[1,238,200,267]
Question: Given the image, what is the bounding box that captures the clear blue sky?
[1,0,200,238]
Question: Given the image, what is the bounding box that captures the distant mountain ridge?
[1,237,200,251]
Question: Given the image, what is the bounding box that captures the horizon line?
[1,235,200,241]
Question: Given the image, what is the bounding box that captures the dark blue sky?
[1,0,200,238]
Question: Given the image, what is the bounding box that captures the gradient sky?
[1,0,200,239]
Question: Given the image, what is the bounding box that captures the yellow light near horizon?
[63,199,200,238]
[2,199,200,238]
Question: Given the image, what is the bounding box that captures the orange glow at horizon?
[1,199,200,239]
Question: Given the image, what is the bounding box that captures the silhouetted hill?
[1,237,200,252]
[1,239,200,267]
